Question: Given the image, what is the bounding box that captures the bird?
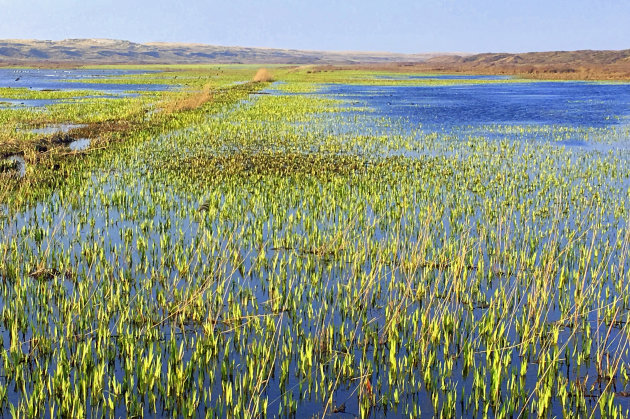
[15,77,21,81]
[332,403,346,413]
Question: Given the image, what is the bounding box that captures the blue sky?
[1,0,628,53]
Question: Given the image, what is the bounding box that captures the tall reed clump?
[163,83,214,113]
[252,68,274,83]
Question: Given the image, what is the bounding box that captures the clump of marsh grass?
[162,83,214,113]
[252,68,274,83]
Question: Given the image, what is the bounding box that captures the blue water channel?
[0,68,171,92]
[0,68,175,107]
[321,78,630,131]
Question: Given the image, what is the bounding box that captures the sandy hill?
[421,49,630,79]
[2,39,627,79]
[0,39,442,65]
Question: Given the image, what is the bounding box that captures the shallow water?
[2,75,630,417]
[0,97,74,108]
[30,123,87,135]
[320,80,630,138]
[4,155,26,177]
[0,69,174,108]
[0,68,172,93]
[68,138,91,151]
[374,74,511,81]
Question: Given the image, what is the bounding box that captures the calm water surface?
[0,68,174,107]
[321,79,630,130]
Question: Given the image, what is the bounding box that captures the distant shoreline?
[1,39,628,81]
[312,62,630,82]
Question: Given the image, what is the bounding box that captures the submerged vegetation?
[1,65,630,417]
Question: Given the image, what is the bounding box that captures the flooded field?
[321,79,630,130]
[0,68,169,90]
[1,66,630,417]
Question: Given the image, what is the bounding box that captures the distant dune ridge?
[0,39,628,79]
[0,38,445,65]
[367,49,630,80]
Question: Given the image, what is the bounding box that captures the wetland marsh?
[1,65,630,417]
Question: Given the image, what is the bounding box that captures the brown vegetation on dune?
[412,64,630,81]
[317,49,630,81]
[252,68,274,82]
